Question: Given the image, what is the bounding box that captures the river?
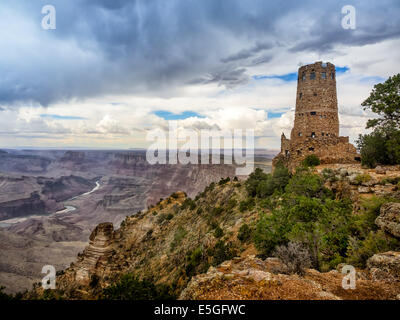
[0,180,101,228]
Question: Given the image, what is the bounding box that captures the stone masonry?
[273,61,360,170]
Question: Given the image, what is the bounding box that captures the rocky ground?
[180,255,400,300]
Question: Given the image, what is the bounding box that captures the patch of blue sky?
[153,110,205,120]
[335,66,350,74]
[359,76,386,83]
[40,114,87,120]
[268,112,284,119]
[253,72,298,82]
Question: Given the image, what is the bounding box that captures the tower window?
[321,72,326,79]
[310,111,316,115]
[302,72,306,81]
[310,72,316,80]
[311,132,316,138]
[308,147,315,151]
[331,72,335,79]
[298,132,302,137]
[299,93,302,99]
[285,150,289,156]
[322,132,324,136]
[313,93,317,96]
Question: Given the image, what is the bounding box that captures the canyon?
[0,149,272,293]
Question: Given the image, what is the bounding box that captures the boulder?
[375,166,386,175]
[367,251,400,282]
[375,202,400,238]
[358,186,371,193]
[348,173,360,185]
[339,168,348,178]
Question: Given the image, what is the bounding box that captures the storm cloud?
[0,0,399,107]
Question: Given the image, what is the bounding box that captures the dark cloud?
[0,0,399,106]
[221,42,273,63]
[190,68,249,88]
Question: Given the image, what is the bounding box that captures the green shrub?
[354,173,372,185]
[302,154,321,167]
[214,226,224,238]
[218,177,231,185]
[102,274,175,300]
[166,213,174,220]
[181,198,196,210]
[321,168,338,182]
[347,230,400,267]
[380,176,400,185]
[259,198,273,209]
[209,241,238,266]
[357,129,400,168]
[185,247,204,278]
[239,198,255,212]
[212,206,224,215]
[272,165,291,191]
[226,199,237,211]
[245,168,269,197]
[285,168,329,198]
[237,224,252,243]
[196,207,203,215]
[254,195,353,270]
[170,226,187,251]
[245,166,290,198]
[171,192,180,199]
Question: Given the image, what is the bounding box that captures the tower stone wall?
[273,61,359,170]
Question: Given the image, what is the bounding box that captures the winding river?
[0,180,101,228]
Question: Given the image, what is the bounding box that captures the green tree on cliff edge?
[357,74,400,167]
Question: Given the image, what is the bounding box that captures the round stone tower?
[290,61,339,142]
[272,61,360,170]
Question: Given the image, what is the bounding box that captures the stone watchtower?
[273,61,359,169]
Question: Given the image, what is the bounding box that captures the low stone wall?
[273,136,359,170]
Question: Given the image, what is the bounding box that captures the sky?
[0,0,399,150]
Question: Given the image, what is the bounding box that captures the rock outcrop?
[180,255,400,300]
[376,203,400,238]
[74,222,114,283]
[367,251,400,282]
